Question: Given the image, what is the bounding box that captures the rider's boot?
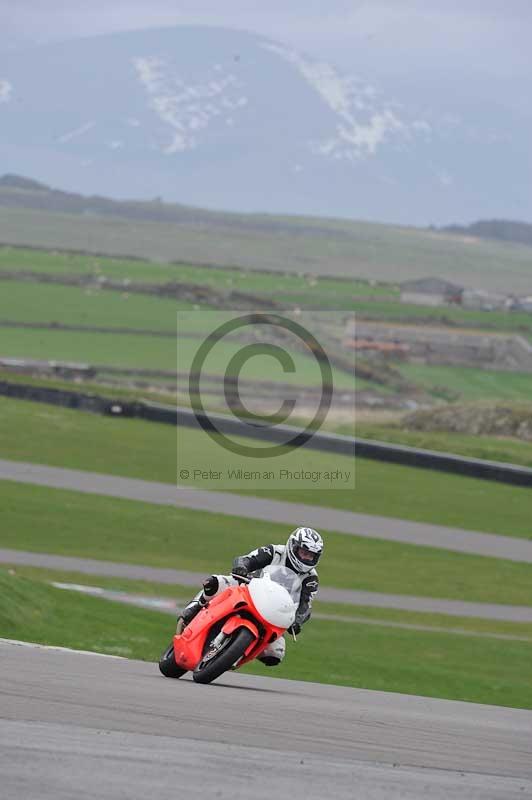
[182,595,207,624]
[176,595,207,633]
[176,577,219,633]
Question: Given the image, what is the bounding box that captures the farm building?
[461,289,511,311]
[513,296,532,313]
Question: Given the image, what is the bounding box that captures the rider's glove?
[232,557,249,579]
[202,575,219,597]
[287,622,301,635]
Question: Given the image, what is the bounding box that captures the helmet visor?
[296,544,320,566]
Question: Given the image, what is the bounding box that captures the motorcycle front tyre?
[159,641,187,679]
[193,628,255,684]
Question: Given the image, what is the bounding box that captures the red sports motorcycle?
[159,573,297,684]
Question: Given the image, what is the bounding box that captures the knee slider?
[259,656,281,667]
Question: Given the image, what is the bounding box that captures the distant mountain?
[0,174,49,192]
[1,25,530,225]
[0,173,200,224]
[439,220,532,249]
[0,173,358,236]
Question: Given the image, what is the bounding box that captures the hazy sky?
[3,2,530,75]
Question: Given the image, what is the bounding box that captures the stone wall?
[347,321,532,372]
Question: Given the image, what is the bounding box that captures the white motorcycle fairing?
[248,574,297,629]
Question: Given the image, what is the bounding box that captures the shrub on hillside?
[402,403,532,441]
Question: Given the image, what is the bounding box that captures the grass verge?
[8,564,532,641]
[0,369,177,404]
[399,363,532,403]
[2,568,532,710]
[354,421,532,469]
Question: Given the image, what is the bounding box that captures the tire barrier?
[1,379,531,487]
[0,379,139,418]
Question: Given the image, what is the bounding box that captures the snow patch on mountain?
[0,80,13,104]
[263,42,430,162]
[132,56,247,155]
[264,43,376,117]
[310,109,406,160]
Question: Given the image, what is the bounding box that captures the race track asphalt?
[1,640,531,800]
[1,458,532,562]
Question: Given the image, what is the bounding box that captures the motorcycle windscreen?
[248,572,297,629]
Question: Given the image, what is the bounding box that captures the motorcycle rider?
[177,527,323,667]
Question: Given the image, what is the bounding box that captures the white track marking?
[0,638,125,659]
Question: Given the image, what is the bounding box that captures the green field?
[399,363,532,402]
[0,326,179,370]
[1,396,532,538]
[356,359,532,406]
[2,569,532,709]
[0,281,189,330]
[0,245,394,304]
[0,324,358,389]
[0,274,363,390]
[350,298,532,336]
[5,244,532,333]
[4,245,532,413]
[2,206,532,293]
[2,480,532,606]
[4,245,532,408]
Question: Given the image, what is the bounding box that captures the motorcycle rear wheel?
[193,628,255,684]
[158,641,187,679]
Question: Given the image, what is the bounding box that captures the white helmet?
[286,527,323,573]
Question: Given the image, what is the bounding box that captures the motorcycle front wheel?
[158,641,187,679]
[193,628,255,684]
